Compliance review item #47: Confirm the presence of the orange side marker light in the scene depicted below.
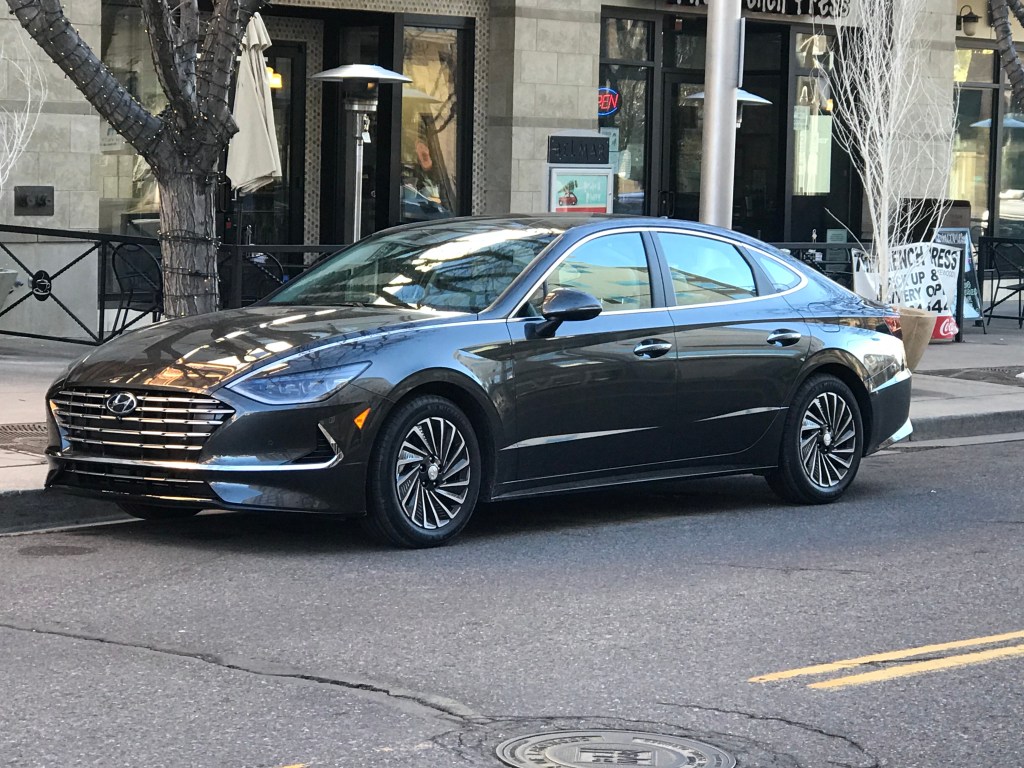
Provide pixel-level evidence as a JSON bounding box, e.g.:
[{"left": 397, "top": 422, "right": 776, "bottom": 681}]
[{"left": 353, "top": 408, "right": 371, "bottom": 430}]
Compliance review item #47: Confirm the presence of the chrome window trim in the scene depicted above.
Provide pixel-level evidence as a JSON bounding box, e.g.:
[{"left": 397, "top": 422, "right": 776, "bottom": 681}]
[{"left": 507, "top": 226, "right": 810, "bottom": 320}]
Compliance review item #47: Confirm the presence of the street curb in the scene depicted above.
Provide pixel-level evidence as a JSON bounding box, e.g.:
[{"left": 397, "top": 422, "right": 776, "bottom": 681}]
[
  {"left": 1, "top": 408, "right": 1022, "bottom": 534},
  {"left": 909, "top": 410, "right": 1024, "bottom": 442},
  {"left": 0, "top": 488, "right": 129, "bottom": 534}
]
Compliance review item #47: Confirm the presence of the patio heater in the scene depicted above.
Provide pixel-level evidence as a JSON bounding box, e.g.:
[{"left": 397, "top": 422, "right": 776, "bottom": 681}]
[{"left": 311, "top": 64, "right": 412, "bottom": 243}]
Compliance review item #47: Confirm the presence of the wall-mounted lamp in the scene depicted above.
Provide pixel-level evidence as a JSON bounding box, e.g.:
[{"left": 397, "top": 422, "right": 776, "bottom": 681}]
[{"left": 957, "top": 4, "right": 980, "bottom": 36}]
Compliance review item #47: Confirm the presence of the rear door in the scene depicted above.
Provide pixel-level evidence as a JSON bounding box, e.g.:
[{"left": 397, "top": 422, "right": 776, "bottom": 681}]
[{"left": 654, "top": 230, "right": 810, "bottom": 460}]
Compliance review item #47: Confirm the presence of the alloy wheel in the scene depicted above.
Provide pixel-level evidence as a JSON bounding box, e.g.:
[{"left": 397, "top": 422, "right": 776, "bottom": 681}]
[
  {"left": 800, "top": 391, "right": 857, "bottom": 488},
  {"left": 394, "top": 416, "right": 471, "bottom": 530}
]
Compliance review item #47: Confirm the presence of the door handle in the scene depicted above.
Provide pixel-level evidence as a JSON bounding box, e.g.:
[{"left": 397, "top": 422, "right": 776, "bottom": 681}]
[
  {"left": 766, "top": 329, "right": 802, "bottom": 346},
  {"left": 634, "top": 339, "right": 673, "bottom": 358}
]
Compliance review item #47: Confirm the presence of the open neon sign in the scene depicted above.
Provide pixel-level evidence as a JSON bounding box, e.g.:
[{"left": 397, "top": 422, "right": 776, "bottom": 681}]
[{"left": 598, "top": 87, "right": 620, "bottom": 117}]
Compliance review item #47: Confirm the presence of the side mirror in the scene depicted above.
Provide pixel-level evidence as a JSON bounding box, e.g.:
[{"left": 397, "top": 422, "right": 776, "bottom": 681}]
[{"left": 531, "top": 287, "right": 602, "bottom": 338}]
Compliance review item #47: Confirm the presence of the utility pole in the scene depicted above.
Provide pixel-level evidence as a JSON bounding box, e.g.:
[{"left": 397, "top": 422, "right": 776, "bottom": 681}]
[{"left": 700, "top": 0, "right": 741, "bottom": 228}]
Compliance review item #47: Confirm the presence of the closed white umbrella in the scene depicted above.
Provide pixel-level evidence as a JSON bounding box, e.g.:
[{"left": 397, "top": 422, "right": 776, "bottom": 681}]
[{"left": 226, "top": 13, "right": 282, "bottom": 194}]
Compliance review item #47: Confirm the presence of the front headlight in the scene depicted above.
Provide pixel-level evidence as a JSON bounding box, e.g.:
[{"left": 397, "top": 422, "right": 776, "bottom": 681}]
[{"left": 226, "top": 361, "right": 370, "bottom": 405}]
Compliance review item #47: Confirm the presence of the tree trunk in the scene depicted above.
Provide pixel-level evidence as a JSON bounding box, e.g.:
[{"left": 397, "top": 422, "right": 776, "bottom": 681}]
[{"left": 157, "top": 171, "right": 220, "bottom": 317}]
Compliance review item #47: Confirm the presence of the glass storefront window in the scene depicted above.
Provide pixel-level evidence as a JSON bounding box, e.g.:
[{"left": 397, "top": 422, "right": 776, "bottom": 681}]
[
  {"left": 950, "top": 88, "right": 993, "bottom": 233},
  {"left": 664, "top": 20, "right": 706, "bottom": 70},
  {"left": 954, "top": 48, "right": 996, "bottom": 84},
  {"left": 401, "top": 26, "right": 460, "bottom": 224},
  {"left": 996, "top": 90, "right": 1024, "bottom": 236},
  {"left": 792, "top": 74, "right": 833, "bottom": 196},
  {"left": 601, "top": 18, "right": 652, "bottom": 62},
  {"left": 99, "top": 0, "right": 167, "bottom": 234},
  {"left": 599, "top": 64, "right": 648, "bottom": 214}
]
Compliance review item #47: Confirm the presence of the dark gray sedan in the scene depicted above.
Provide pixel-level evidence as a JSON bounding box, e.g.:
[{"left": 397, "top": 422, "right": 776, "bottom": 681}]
[{"left": 45, "top": 216, "right": 912, "bottom": 547}]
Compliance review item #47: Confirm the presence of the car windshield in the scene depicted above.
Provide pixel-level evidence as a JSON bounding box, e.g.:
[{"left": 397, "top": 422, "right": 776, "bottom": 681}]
[{"left": 265, "top": 221, "right": 562, "bottom": 313}]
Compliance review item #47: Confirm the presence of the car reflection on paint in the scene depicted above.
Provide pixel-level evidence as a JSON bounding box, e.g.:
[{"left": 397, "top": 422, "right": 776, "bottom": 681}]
[{"left": 44, "top": 215, "right": 912, "bottom": 547}]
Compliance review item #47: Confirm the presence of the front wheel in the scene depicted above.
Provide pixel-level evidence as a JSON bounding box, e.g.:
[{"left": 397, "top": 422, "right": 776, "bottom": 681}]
[
  {"left": 117, "top": 502, "right": 202, "bottom": 520},
  {"left": 766, "top": 374, "right": 864, "bottom": 504},
  {"left": 363, "top": 395, "right": 481, "bottom": 548}
]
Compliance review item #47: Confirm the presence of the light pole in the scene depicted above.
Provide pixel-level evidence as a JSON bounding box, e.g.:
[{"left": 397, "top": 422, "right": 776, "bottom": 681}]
[
  {"left": 700, "top": 0, "right": 742, "bottom": 228},
  {"left": 311, "top": 64, "right": 411, "bottom": 243}
]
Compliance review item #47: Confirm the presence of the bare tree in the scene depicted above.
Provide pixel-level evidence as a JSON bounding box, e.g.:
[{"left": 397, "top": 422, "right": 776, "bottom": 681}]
[
  {"left": 817, "top": 0, "right": 957, "bottom": 302},
  {"left": 0, "top": 38, "right": 47, "bottom": 192},
  {"left": 6, "top": 0, "right": 264, "bottom": 316}
]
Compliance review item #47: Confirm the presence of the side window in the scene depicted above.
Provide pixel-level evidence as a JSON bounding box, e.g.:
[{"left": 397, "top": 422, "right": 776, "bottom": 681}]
[
  {"left": 658, "top": 233, "right": 757, "bottom": 305},
  {"left": 750, "top": 250, "right": 803, "bottom": 293},
  {"left": 528, "top": 232, "right": 653, "bottom": 313}
]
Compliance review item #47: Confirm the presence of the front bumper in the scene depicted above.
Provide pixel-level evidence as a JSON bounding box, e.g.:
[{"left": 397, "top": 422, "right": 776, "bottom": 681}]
[
  {"left": 44, "top": 384, "right": 383, "bottom": 516},
  {"left": 865, "top": 368, "right": 913, "bottom": 455}
]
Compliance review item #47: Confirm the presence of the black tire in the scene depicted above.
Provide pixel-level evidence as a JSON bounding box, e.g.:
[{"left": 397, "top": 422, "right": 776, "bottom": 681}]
[
  {"left": 117, "top": 502, "right": 202, "bottom": 520},
  {"left": 362, "top": 395, "right": 482, "bottom": 548},
  {"left": 766, "top": 374, "right": 864, "bottom": 504}
]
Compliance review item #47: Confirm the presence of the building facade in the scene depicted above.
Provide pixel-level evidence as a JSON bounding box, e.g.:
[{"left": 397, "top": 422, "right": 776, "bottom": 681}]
[{"left": 0, "top": 0, "right": 1019, "bottom": 338}]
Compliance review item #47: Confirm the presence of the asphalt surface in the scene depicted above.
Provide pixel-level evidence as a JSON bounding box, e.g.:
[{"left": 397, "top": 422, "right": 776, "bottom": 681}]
[{"left": 1, "top": 439, "right": 1022, "bottom": 767}]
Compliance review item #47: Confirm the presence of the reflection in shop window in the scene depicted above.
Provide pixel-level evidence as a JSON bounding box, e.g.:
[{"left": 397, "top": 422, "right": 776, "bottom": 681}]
[
  {"left": 401, "top": 27, "right": 460, "bottom": 224},
  {"left": 599, "top": 64, "right": 648, "bottom": 214},
  {"left": 100, "top": 0, "right": 167, "bottom": 234},
  {"left": 792, "top": 35, "right": 834, "bottom": 197}
]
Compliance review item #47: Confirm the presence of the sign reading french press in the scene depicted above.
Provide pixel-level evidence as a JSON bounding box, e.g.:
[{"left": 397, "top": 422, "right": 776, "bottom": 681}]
[{"left": 673, "top": 0, "right": 849, "bottom": 17}]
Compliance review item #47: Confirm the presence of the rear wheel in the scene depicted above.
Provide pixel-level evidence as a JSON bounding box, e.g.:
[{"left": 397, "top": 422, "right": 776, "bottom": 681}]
[
  {"left": 363, "top": 395, "right": 481, "bottom": 548},
  {"left": 766, "top": 374, "right": 863, "bottom": 504},
  {"left": 117, "top": 502, "right": 201, "bottom": 520}
]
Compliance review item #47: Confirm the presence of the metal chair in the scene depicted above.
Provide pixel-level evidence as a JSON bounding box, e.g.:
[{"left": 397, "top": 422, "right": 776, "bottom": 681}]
[
  {"left": 111, "top": 244, "right": 162, "bottom": 334},
  {"left": 978, "top": 237, "right": 1024, "bottom": 328}
]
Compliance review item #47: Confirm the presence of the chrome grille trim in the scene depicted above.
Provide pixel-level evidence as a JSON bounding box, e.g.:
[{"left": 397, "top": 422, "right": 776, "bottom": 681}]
[{"left": 51, "top": 388, "right": 234, "bottom": 462}]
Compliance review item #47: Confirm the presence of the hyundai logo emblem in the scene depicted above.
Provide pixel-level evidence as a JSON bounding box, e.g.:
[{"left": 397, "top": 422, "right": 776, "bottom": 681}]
[{"left": 104, "top": 391, "right": 138, "bottom": 416}]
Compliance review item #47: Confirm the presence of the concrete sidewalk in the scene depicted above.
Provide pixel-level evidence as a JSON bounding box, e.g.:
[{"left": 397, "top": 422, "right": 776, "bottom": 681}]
[{"left": 3, "top": 318, "right": 1024, "bottom": 531}]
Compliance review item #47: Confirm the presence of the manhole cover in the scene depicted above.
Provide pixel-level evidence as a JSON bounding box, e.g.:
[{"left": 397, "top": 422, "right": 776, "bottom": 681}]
[{"left": 496, "top": 730, "right": 735, "bottom": 768}]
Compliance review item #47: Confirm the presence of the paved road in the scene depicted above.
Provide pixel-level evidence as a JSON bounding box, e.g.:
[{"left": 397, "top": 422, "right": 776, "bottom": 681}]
[{"left": 1, "top": 439, "right": 1022, "bottom": 768}]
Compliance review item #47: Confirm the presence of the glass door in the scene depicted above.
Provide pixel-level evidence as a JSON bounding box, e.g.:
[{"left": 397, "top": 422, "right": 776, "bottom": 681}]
[
  {"left": 229, "top": 42, "right": 305, "bottom": 246},
  {"left": 660, "top": 74, "right": 704, "bottom": 221}
]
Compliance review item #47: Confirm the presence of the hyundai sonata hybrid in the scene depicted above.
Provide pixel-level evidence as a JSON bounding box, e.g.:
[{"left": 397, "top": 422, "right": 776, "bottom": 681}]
[{"left": 45, "top": 215, "right": 912, "bottom": 547}]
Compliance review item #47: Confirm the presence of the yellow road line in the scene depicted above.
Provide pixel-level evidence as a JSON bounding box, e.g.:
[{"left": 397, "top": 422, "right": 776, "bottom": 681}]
[
  {"left": 749, "top": 629, "right": 1024, "bottom": 683},
  {"left": 809, "top": 643, "right": 1024, "bottom": 689}
]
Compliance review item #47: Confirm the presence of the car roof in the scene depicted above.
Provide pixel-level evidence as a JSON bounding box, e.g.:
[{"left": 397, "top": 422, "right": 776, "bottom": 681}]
[{"left": 383, "top": 214, "right": 778, "bottom": 251}]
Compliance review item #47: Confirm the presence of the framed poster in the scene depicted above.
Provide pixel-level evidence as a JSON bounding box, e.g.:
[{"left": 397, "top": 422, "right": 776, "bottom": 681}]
[{"left": 549, "top": 167, "right": 614, "bottom": 214}]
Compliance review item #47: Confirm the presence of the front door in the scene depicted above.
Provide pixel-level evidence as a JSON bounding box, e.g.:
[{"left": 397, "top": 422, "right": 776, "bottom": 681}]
[{"left": 507, "top": 231, "right": 678, "bottom": 483}]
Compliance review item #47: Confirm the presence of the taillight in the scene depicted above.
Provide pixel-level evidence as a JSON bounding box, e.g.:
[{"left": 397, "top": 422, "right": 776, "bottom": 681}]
[{"left": 883, "top": 315, "right": 902, "bottom": 338}]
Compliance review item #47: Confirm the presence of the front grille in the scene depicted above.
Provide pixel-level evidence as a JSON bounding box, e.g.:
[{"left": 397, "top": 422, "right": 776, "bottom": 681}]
[
  {"left": 50, "top": 387, "right": 233, "bottom": 462},
  {"left": 59, "top": 460, "right": 215, "bottom": 502}
]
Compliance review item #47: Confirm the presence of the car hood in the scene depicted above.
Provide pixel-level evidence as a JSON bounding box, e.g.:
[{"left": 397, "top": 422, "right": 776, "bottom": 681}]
[{"left": 62, "top": 305, "right": 463, "bottom": 391}]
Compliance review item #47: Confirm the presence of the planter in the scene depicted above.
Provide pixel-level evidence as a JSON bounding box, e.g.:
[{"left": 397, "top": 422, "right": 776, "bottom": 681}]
[
  {"left": 0, "top": 269, "right": 16, "bottom": 312},
  {"left": 897, "top": 305, "right": 935, "bottom": 371}
]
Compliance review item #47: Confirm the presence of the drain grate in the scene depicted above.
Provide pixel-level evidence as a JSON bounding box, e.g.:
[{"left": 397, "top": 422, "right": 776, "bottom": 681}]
[
  {"left": 497, "top": 730, "right": 735, "bottom": 768},
  {"left": 0, "top": 422, "right": 48, "bottom": 455},
  {"left": 0, "top": 423, "right": 47, "bottom": 435}
]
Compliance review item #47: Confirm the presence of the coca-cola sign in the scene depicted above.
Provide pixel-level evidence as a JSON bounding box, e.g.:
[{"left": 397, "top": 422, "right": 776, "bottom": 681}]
[{"left": 669, "top": 0, "right": 849, "bottom": 18}]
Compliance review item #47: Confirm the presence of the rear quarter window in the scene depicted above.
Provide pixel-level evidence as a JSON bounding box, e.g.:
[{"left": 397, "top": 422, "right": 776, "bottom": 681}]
[{"left": 749, "top": 250, "right": 803, "bottom": 293}]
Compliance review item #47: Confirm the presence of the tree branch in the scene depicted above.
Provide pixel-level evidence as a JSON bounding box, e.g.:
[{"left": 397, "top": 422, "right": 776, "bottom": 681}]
[
  {"left": 5, "top": 0, "right": 165, "bottom": 161},
  {"left": 195, "top": 0, "right": 265, "bottom": 167},
  {"left": 139, "top": 0, "right": 198, "bottom": 127},
  {"left": 992, "top": 0, "right": 1024, "bottom": 109}
]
